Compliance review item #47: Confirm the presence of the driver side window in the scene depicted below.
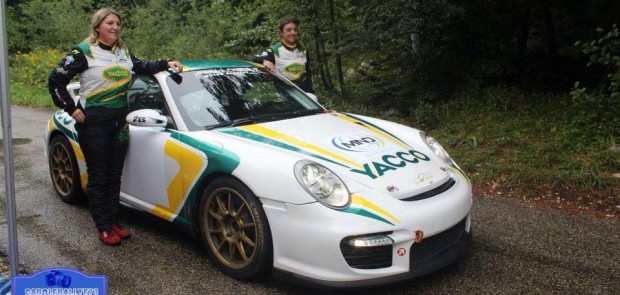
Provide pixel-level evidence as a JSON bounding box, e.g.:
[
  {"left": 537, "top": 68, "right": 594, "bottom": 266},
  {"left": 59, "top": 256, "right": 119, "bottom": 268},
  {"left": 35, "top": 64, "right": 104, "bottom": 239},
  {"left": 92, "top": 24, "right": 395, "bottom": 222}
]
[{"left": 128, "top": 75, "right": 168, "bottom": 116}]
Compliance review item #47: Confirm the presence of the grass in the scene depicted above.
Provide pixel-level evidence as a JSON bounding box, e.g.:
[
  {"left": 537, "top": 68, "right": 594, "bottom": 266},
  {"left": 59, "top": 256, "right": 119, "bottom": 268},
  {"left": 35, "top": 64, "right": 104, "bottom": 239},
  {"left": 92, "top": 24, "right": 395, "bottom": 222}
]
[
  {"left": 9, "top": 83, "right": 56, "bottom": 108},
  {"left": 325, "top": 87, "right": 620, "bottom": 218},
  {"left": 435, "top": 103, "right": 617, "bottom": 187}
]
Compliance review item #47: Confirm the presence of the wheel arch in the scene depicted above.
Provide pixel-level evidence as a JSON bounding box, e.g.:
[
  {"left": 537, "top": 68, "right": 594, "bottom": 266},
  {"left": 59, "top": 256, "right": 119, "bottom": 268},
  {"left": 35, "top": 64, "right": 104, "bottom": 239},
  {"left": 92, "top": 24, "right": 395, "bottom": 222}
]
[
  {"left": 47, "top": 129, "right": 67, "bottom": 147},
  {"left": 188, "top": 173, "right": 273, "bottom": 240}
]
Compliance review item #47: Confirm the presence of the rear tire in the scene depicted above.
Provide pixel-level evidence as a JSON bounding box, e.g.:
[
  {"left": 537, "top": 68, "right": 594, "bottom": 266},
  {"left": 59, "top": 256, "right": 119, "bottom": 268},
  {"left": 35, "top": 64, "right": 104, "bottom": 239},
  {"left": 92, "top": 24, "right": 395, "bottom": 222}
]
[
  {"left": 198, "top": 177, "right": 272, "bottom": 280},
  {"left": 48, "top": 135, "right": 85, "bottom": 203}
]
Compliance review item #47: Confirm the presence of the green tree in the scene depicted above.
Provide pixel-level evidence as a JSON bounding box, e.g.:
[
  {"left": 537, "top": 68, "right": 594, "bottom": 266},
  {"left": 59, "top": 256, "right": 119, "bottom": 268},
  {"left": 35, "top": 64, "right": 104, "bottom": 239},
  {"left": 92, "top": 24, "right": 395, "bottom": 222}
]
[
  {"left": 571, "top": 24, "right": 620, "bottom": 137},
  {"left": 6, "top": 0, "right": 620, "bottom": 108},
  {"left": 9, "top": 0, "right": 90, "bottom": 51}
]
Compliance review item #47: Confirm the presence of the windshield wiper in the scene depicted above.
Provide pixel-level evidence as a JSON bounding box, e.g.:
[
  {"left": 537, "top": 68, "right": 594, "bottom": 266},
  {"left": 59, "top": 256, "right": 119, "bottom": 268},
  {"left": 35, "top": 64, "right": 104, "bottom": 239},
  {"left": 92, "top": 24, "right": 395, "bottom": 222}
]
[
  {"left": 205, "top": 110, "right": 324, "bottom": 130},
  {"left": 205, "top": 118, "right": 257, "bottom": 130},
  {"left": 253, "top": 109, "right": 324, "bottom": 122},
  {"left": 281, "top": 108, "right": 325, "bottom": 119}
]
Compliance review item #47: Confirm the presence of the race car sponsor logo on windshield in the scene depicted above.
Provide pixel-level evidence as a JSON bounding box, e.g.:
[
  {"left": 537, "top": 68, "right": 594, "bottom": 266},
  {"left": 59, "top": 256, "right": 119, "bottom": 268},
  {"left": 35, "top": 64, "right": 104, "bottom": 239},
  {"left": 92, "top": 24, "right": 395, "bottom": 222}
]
[
  {"left": 199, "top": 67, "right": 260, "bottom": 77},
  {"left": 332, "top": 133, "right": 386, "bottom": 152}
]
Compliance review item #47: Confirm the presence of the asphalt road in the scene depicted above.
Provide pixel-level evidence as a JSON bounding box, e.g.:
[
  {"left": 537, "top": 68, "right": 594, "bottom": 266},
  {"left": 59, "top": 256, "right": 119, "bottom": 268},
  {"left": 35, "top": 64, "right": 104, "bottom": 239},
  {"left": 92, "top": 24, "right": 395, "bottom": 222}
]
[{"left": 0, "top": 105, "right": 619, "bottom": 295}]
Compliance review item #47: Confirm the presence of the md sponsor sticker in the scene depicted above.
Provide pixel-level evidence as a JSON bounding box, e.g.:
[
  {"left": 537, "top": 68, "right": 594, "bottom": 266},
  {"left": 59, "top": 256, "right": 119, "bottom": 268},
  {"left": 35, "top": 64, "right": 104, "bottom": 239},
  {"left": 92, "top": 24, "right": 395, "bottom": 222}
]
[
  {"left": 12, "top": 267, "right": 106, "bottom": 295},
  {"left": 332, "top": 133, "right": 386, "bottom": 152}
]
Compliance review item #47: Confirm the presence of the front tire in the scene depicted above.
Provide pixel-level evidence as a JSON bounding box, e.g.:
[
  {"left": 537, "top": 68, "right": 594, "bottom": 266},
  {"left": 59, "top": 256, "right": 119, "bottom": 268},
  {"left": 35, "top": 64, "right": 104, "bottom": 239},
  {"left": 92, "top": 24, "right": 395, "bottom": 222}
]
[
  {"left": 48, "top": 135, "right": 84, "bottom": 203},
  {"left": 198, "top": 177, "right": 272, "bottom": 280}
]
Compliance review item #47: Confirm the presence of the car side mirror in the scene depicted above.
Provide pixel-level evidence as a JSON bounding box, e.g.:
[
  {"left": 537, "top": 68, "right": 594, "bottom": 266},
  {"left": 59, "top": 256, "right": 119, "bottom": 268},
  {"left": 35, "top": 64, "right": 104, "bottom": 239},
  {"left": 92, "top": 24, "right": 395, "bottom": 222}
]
[
  {"left": 306, "top": 93, "right": 318, "bottom": 102},
  {"left": 126, "top": 109, "right": 168, "bottom": 127}
]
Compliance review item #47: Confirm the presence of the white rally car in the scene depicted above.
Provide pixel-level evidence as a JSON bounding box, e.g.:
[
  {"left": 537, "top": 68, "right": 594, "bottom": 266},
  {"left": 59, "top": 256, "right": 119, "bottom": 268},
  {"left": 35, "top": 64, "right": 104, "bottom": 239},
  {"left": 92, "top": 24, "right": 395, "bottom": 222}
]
[{"left": 45, "top": 60, "right": 472, "bottom": 288}]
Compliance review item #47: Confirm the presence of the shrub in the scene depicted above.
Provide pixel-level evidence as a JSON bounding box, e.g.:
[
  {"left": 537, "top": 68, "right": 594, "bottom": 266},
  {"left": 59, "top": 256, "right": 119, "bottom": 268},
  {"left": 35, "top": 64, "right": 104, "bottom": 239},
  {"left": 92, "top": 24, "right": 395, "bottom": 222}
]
[
  {"left": 8, "top": 49, "right": 64, "bottom": 108},
  {"left": 572, "top": 25, "right": 620, "bottom": 137},
  {"left": 577, "top": 24, "right": 620, "bottom": 99},
  {"left": 9, "top": 49, "right": 64, "bottom": 88}
]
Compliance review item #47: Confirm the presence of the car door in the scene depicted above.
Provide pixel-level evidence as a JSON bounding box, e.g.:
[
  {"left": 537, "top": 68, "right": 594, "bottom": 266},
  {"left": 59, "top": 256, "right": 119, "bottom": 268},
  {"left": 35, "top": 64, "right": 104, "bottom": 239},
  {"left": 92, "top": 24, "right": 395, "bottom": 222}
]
[{"left": 120, "top": 75, "right": 183, "bottom": 221}]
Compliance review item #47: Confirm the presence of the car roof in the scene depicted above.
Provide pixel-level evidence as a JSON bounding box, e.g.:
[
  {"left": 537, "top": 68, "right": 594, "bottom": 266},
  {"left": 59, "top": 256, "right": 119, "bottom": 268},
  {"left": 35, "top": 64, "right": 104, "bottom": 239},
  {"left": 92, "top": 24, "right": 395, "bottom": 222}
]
[{"left": 180, "top": 59, "right": 258, "bottom": 71}]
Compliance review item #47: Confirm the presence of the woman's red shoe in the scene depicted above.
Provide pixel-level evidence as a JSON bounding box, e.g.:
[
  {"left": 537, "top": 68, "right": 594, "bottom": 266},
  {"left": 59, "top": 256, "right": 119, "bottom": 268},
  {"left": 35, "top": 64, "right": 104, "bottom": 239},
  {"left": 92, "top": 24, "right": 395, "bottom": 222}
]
[
  {"left": 98, "top": 230, "right": 121, "bottom": 245},
  {"left": 111, "top": 224, "right": 131, "bottom": 239}
]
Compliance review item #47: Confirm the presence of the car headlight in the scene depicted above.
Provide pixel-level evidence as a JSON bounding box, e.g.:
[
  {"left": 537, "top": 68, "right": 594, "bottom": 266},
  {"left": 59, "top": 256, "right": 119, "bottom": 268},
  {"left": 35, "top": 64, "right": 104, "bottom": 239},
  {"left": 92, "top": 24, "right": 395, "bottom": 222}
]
[
  {"left": 294, "top": 161, "right": 351, "bottom": 209},
  {"left": 421, "top": 132, "right": 455, "bottom": 166}
]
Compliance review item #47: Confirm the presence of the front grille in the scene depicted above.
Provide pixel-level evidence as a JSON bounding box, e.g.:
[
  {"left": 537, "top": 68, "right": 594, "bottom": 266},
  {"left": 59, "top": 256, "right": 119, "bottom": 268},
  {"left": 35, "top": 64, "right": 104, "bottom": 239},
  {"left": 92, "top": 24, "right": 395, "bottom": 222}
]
[
  {"left": 340, "top": 236, "right": 393, "bottom": 269},
  {"left": 402, "top": 178, "right": 455, "bottom": 202},
  {"left": 410, "top": 217, "right": 467, "bottom": 267}
]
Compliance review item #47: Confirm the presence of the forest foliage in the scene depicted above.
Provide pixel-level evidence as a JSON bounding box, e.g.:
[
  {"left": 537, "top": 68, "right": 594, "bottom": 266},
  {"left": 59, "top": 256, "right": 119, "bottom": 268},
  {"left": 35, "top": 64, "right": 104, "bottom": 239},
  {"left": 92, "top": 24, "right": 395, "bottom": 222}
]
[
  {"left": 4, "top": 0, "right": 620, "bottom": 210},
  {"left": 5, "top": 0, "right": 618, "bottom": 101},
  {"left": 5, "top": 0, "right": 619, "bottom": 142}
]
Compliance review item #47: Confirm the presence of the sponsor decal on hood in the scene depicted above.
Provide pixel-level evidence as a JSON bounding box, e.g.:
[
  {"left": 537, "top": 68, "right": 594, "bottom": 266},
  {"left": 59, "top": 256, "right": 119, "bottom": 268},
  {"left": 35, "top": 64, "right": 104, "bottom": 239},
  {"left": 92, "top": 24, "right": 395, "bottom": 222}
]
[
  {"left": 218, "top": 113, "right": 433, "bottom": 180},
  {"left": 332, "top": 133, "right": 385, "bottom": 152}
]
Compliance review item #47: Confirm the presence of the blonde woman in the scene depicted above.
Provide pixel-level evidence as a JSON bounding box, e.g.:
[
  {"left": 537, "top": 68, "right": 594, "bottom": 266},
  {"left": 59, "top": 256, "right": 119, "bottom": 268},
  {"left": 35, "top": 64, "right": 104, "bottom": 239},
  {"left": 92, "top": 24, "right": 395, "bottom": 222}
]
[{"left": 48, "top": 7, "right": 182, "bottom": 246}]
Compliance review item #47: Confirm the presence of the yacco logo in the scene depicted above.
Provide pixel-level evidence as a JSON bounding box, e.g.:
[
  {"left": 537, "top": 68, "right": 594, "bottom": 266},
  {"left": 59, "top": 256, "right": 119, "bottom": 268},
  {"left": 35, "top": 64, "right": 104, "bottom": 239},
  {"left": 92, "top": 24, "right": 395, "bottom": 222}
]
[
  {"left": 284, "top": 63, "right": 305, "bottom": 75},
  {"left": 350, "top": 149, "right": 431, "bottom": 179},
  {"left": 102, "top": 65, "right": 130, "bottom": 81},
  {"left": 332, "top": 134, "right": 385, "bottom": 152}
]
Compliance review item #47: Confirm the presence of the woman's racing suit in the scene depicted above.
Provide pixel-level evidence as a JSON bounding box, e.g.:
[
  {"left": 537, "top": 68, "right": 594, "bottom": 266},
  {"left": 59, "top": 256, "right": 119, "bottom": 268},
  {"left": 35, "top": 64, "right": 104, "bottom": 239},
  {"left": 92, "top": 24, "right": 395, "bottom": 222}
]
[
  {"left": 48, "top": 41, "right": 169, "bottom": 231},
  {"left": 263, "top": 41, "right": 314, "bottom": 93}
]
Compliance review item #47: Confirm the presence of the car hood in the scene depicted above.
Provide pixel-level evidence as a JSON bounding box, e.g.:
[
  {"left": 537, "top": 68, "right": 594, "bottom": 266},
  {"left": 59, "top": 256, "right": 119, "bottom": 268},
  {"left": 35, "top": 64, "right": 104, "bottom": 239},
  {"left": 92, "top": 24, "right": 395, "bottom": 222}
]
[{"left": 213, "top": 112, "right": 452, "bottom": 199}]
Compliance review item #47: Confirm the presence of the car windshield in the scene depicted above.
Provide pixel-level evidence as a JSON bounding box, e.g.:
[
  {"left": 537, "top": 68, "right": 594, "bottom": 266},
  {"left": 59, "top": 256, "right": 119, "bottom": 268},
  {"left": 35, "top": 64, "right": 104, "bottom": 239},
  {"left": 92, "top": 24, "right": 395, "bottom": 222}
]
[{"left": 166, "top": 67, "right": 324, "bottom": 131}]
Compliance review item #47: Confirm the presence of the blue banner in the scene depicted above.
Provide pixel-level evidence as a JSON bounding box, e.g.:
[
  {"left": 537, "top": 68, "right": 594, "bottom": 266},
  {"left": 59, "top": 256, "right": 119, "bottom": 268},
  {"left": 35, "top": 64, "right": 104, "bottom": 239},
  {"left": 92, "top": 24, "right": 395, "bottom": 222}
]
[{"left": 12, "top": 267, "right": 106, "bottom": 295}]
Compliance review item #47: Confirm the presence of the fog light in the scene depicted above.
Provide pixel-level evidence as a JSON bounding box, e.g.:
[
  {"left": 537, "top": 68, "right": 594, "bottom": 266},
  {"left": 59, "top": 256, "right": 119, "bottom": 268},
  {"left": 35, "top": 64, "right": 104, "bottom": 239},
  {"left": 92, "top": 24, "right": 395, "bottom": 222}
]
[{"left": 348, "top": 235, "right": 394, "bottom": 247}]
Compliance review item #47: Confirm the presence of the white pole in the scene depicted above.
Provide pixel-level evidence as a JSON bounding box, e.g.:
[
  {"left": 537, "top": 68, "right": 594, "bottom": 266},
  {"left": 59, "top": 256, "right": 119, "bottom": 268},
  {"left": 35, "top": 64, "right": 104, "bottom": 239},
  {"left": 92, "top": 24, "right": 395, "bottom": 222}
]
[{"left": 0, "top": 0, "right": 20, "bottom": 277}]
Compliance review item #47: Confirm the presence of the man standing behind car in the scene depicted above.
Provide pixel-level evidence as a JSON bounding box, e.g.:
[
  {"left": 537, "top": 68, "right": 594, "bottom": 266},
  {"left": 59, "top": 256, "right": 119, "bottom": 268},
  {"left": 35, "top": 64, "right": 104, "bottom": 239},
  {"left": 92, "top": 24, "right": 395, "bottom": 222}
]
[{"left": 48, "top": 7, "right": 182, "bottom": 246}]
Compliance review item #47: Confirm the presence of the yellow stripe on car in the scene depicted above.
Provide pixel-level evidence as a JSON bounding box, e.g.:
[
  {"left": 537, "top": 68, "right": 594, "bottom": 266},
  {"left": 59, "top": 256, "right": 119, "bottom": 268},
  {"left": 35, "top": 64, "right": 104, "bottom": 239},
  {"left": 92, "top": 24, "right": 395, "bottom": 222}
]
[
  {"left": 241, "top": 124, "right": 363, "bottom": 169},
  {"left": 350, "top": 193, "right": 400, "bottom": 224},
  {"left": 151, "top": 139, "right": 205, "bottom": 220}
]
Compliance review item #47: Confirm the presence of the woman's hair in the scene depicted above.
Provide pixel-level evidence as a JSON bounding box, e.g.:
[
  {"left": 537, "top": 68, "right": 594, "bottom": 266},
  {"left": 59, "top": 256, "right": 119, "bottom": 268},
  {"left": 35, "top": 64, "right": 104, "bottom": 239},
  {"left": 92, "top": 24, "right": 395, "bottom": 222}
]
[
  {"left": 276, "top": 17, "right": 299, "bottom": 39},
  {"left": 84, "top": 7, "right": 125, "bottom": 48}
]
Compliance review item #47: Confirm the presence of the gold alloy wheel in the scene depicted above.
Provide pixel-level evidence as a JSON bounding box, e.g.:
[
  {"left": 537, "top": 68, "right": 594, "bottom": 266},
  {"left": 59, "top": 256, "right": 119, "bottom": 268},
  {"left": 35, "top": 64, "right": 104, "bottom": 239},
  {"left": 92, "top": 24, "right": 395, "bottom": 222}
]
[
  {"left": 48, "top": 135, "right": 84, "bottom": 203},
  {"left": 50, "top": 140, "right": 74, "bottom": 196},
  {"left": 204, "top": 187, "right": 258, "bottom": 269}
]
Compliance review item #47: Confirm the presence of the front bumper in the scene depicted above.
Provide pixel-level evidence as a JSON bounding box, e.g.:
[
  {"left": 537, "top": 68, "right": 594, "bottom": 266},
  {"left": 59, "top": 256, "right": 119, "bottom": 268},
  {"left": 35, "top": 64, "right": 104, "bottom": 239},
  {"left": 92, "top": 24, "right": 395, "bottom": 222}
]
[
  {"left": 274, "top": 226, "right": 472, "bottom": 289},
  {"left": 262, "top": 167, "right": 472, "bottom": 288}
]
